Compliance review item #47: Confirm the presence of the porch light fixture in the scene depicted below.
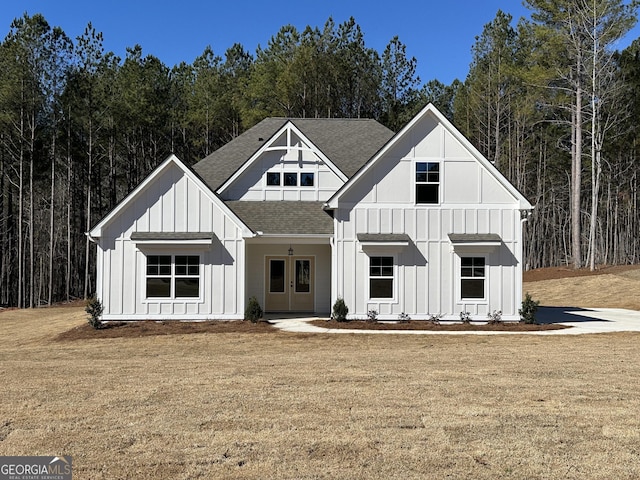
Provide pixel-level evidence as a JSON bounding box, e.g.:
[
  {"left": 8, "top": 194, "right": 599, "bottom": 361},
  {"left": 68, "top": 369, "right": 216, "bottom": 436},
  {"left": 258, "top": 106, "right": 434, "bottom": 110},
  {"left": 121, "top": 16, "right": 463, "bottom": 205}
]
[{"left": 288, "top": 245, "right": 294, "bottom": 256}]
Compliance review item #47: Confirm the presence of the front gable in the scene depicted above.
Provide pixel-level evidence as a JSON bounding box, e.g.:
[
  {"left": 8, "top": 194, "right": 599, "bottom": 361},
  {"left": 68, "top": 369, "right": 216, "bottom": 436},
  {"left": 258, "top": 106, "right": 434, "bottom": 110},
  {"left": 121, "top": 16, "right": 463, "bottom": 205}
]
[
  {"left": 89, "top": 154, "right": 252, "bottom": 241},
  {"left": 326, "top": 104, "right": 532, "bottom": 210},
  {"left": 217, "top": 122, "right": 348, "bottom": 202}
]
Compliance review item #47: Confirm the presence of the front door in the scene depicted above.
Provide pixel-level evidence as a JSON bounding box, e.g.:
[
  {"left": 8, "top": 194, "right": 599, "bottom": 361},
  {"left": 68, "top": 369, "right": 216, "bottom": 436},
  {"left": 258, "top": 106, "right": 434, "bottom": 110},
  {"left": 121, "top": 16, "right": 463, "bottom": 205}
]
[{"left": 265, "top": 256, "right": 314, "bottom": 312}]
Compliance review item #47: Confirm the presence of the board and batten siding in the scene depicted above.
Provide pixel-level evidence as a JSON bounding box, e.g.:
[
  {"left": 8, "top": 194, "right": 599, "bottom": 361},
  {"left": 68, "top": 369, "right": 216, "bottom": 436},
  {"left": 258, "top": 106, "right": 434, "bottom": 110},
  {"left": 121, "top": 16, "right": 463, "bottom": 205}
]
[
  {"left": 331, "top": 111, "right": 525, "bottom": 320},
  {"left": 95, "top": 161, "right": 245, "bottom": 320},
  {"left": 219, "top": 147, "right": 344, "bottom": 202}
]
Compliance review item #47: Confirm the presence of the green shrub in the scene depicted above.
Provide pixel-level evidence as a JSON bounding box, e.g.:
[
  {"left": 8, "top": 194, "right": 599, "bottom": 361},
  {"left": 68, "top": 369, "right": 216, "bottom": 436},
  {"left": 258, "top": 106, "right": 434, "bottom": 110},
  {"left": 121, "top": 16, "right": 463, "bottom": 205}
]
[
  {"left": 245, "top": 296, "right": 263, "bottom": 323},
  {"left": 331, "top": 297, "right": 349, "bottom": 322},
  {"left": 459, "top": 311, "right": 471, "bottom": 323},
  {"left": 367, "top": 309, "right": 378, "bottom": 322},
  {"left": 519, "top": 292, "right": 540, "bottom": 324},
  {"left": 85, "top": 296, "right": 104, "bottom": 329}
]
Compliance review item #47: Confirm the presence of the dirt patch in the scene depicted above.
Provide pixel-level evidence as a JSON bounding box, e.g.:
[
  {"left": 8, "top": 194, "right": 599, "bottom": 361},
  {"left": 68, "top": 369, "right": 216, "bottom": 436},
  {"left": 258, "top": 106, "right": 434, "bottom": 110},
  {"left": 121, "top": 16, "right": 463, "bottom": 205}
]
[
  {"left": 56, "top": 319, "right": 278, "bottom": 341},
  {"left": 310, "top": 319, "right": 567, "bottom": 331}
]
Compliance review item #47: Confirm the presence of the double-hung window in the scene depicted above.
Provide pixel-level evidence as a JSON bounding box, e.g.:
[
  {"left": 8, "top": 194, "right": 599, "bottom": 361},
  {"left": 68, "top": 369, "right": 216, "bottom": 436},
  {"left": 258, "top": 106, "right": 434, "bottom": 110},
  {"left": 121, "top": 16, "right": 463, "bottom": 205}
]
[
  {"left": 416, "top": 162, "right": 439, "bottom": 204},
  {"left": 146, "top": 255, "right": 200, "bottom": 299},
  {"left": 460, "top": 257, "right": 485, "bottom": 299},
  {"left": 369, "top": 256, "right": 394, "bottom": 299}
]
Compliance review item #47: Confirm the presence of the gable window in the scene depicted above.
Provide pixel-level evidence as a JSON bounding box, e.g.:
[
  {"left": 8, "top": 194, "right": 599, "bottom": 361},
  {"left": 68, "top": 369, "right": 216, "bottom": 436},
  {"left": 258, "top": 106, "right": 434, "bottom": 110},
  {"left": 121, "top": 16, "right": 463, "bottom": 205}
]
[
  {"left": 369, "top": 256, "right": 394, "bottom": 299},
  {"left": 416, "top": 162, "right": 439, "bottom": 204},
  {"left": 146, "top": 254, "right": 200, "bottom": 299},
  {"left": 461, "top": 257, "right": 485, "bottom": 299},
  {"left": 284, "top": 172, "right": 298, "bottom": 186},
  {"left": 300, "top": 172, "right": 314, "bottom": 186},
  {"left": 266, "top": 172, "right": 281, "bottom": 186}
]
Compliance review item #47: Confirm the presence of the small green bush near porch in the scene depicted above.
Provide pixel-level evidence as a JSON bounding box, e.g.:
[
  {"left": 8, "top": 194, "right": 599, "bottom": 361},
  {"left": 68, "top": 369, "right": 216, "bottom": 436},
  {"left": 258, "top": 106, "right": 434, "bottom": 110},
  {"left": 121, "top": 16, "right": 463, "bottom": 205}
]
[
  {"left": 331, "top": 297, "right": 349, "bottom": 322},
  {"left": 245, "top": 296, "right": 263, "bottom": 323}
]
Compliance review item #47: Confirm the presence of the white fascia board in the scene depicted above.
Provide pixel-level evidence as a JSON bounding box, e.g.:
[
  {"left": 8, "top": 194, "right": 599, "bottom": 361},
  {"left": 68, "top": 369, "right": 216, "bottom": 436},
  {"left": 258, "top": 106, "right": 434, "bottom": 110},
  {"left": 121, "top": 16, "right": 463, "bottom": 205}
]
[
  {"left": 89, "top": 154, "right": 178, "bottom": 238},
  {"left": 431, "top": 105, "right": 533, "bottom": 211},
  {"left": 246, "top": 234, "right": 333, "bottom": 244},
  {"left": 325, "top": 103, "right": 533, "bottom": 211},
  {"left": 88, "top": 154, "right": 253, "bottom": 239},
  {"left": 325, "top": 106, "right": 430, "bottom": 209},
  {"left": 287, "top": 122, "right": 348, "bottom": 182},
  {"left": 216, "top": 121, "right": 348, "bottom": 196},
  {"left": 359, "top": 241, "right": 409, "bottom": 247}
]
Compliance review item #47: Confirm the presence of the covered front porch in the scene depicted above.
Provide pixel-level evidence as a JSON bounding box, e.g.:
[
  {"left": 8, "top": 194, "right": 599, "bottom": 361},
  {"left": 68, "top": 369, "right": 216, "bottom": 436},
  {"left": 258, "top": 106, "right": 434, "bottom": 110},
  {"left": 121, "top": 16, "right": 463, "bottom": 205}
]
[{"left": 244, "top": 238, "right": 332, "bottom": 316}]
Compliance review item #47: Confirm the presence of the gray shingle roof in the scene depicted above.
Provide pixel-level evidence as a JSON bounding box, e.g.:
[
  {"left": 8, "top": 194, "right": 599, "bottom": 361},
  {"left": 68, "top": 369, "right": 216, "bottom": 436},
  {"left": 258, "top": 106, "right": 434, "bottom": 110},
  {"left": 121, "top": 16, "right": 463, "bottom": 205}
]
[
  {"left": 357, "top": 233, "right": 411, "bottom": 243},
  {"left": 448, "top": 234, "right": 502, "bottom": 243},
  {"left": 130, "top": 232, "right": 215, "bottom": 241},
  {"left": 192, "top": 117, "right": 394, "bottom": 191},
  {"left": 225, "top": 201, "right": 333, "bottom": 235},
  {"left": 289, "top": 118, "right": 394, "bottom": 178}
]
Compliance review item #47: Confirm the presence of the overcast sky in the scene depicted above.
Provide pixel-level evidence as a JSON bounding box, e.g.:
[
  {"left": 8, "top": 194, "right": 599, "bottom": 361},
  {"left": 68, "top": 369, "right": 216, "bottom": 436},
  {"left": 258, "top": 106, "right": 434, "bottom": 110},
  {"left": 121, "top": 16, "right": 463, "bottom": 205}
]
[{"left": 2, "top": 0, "right": 639, "bottom": 84}]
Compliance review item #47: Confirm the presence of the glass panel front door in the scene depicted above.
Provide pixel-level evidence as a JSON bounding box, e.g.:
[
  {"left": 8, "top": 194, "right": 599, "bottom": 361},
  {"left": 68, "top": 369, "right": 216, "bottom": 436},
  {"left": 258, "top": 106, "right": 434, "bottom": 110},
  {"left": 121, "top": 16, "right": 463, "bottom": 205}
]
[{"left": 264, "top": 256, "right": 314, "bottom": 312}]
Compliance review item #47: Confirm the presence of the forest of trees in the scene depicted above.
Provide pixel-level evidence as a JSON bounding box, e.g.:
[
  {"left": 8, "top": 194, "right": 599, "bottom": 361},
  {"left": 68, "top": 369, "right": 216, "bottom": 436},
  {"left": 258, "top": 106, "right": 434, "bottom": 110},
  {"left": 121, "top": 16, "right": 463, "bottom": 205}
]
[{"left": 1, "top": 0, "right": 639, "bottom": 308}]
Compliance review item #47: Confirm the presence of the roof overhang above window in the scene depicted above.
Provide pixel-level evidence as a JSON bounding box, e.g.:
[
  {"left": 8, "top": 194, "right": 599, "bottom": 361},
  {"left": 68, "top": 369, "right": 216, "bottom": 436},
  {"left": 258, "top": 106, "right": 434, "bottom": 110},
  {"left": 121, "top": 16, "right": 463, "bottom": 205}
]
[
  {"left": 357, "top": 233, "right": 411, "bottom": 253},
  {"left": 448, "top": 233, "right": 502, "bottom": 254},
  {"left": 131, "top": 232, "right": 215, "bottom": 249}
]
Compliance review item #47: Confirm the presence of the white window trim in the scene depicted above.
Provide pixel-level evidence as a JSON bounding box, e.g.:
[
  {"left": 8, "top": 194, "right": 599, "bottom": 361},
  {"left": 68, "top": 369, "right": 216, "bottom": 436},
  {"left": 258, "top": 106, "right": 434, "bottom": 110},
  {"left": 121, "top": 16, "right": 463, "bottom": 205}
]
[
  {"left": 415, "top": 160, "right": 440, "bottom": 205},
  {"left": 368, "top": 255, "right": 397, "bottom": 302},
  {"left": 459, "top": 255, "right": 487, "bottom": 303},
  {"left": 143, "top": 253, "right": 203, "bottom": 303}
]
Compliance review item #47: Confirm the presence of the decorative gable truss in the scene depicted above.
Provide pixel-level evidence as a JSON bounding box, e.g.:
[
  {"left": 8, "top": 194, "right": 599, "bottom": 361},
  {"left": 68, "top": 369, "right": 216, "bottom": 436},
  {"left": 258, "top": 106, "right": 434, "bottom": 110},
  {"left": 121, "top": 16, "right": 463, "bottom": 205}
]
[{"left": 216, "top": 122, "right": 349, "bottom": 202}]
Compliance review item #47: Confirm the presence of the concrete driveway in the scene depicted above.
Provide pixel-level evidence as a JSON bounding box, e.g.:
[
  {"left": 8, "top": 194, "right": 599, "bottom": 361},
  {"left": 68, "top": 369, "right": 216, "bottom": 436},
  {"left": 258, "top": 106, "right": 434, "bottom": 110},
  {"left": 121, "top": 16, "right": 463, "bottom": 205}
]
[{"left": 268, "top": 307, "right": 640, "bottom": 335}]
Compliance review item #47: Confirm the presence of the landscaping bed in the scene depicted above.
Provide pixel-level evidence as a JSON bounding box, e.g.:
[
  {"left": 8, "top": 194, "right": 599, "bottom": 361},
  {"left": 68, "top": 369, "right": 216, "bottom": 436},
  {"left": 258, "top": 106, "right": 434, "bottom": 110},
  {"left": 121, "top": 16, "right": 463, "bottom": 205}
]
[
  {"left": 310, "top": 319, "right": 567, "bottom": 331},
  {"left": 56, "top": 319, "right": 277, "bottom": 341}
]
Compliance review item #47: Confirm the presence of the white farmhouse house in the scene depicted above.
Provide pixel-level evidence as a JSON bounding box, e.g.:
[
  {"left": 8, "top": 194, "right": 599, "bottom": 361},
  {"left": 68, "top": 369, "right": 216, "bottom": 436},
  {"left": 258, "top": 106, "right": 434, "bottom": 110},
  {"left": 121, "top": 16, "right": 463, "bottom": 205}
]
[{"left": 88, "top": 104, "right": 532, "bottom": 321}]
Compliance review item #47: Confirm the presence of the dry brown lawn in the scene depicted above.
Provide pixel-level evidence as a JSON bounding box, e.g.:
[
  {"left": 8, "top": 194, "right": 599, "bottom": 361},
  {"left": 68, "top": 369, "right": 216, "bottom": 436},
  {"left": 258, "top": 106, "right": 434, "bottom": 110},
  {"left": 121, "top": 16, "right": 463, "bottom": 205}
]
[
  {"left": 524, "top": 264, "right": 640, "bottom": 310},
  {"left": 1, "top": 268, "right": 640, "bottom": 479}
]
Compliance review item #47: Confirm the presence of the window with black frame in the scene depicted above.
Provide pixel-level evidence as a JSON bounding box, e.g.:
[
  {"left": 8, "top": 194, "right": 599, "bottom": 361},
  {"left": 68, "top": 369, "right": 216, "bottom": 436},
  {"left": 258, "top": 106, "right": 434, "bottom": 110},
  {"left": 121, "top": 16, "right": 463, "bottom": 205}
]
[
  {"left": 416, "top": 162, "right": 439, "bottom": 204},
  {"left": 146, "top": 255, "right": 200, "bottom": 299},
  {"left": 369, "top": 256, "right": 394, "bottom": 299},
  {"left": 460, "top": 257, "right": 485, "bottom": 299}
]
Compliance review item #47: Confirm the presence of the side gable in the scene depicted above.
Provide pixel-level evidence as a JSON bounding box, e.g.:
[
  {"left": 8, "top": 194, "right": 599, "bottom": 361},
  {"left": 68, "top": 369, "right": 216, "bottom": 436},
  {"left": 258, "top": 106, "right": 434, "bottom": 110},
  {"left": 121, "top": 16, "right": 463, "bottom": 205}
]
[
  {"left": 88, "top": 154, "right": 253, "bottom": 240},
  {"left": 325, "top": 103, "right": 533, "bottom": 210}
]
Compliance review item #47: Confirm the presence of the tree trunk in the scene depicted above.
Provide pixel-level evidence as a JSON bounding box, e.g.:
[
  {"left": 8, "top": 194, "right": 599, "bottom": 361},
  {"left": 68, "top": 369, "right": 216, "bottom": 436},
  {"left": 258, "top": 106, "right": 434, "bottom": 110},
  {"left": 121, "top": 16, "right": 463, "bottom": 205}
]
[
  {"left": 572, "top": 78, "right": 583, "bottom": 269},
  {"left": 48, "top": 119, "right": 56, "bottom": 305}
]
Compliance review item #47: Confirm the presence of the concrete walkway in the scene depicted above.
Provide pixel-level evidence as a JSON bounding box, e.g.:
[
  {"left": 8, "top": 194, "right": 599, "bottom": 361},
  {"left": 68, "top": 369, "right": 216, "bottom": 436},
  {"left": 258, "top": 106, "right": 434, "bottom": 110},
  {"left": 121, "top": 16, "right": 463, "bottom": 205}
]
[{"left": 267, "top": 307, "right": 640, "bottom": 335}]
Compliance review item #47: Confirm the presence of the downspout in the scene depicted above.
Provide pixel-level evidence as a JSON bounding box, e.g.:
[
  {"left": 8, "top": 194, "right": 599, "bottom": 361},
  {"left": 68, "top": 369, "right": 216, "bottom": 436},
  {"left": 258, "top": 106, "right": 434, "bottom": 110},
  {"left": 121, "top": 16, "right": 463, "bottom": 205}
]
[{"left": 518, "top": 208, "right": 533, "bottom": 318}]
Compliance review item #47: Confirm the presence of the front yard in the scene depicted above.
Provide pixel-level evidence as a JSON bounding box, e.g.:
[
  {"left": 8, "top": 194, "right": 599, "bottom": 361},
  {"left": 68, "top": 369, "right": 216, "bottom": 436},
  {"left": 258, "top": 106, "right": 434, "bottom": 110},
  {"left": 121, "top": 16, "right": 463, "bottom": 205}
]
[{"left": 1, "top": 296, "right": 640, "bottom": 478}]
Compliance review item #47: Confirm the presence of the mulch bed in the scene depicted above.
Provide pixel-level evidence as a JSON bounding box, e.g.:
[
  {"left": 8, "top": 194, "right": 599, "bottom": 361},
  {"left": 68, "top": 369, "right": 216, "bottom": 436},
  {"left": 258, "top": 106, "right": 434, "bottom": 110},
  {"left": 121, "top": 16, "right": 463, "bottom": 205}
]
[
  {"left": 310, "top": 320, "right": 568, "bottom": 331},
  {"left": 56, "top": 320, "right": 277, "bottom": 341}
]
